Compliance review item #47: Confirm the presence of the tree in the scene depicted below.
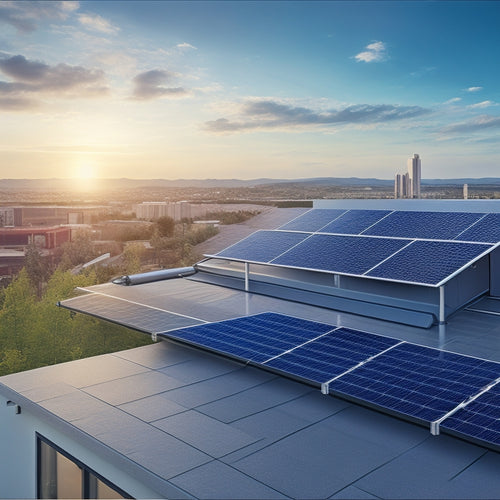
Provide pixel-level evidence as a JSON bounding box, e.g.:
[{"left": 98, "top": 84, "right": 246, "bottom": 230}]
[
  {"left": 24, "top": 243, "right": 52, "bottom": 297},
  {"left": 156, "top": 216, "right": 175, "bottom": 237}
]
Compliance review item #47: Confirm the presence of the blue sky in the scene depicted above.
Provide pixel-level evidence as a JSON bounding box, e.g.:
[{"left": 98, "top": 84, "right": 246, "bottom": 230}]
[{"left": 0, "top": 1, "right": 499, "bottom": 180}]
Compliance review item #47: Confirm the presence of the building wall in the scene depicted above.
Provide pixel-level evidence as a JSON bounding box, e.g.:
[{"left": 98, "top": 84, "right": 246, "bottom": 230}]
[{"left": 0, "top": 393, "right": 165, "bottom": 499}]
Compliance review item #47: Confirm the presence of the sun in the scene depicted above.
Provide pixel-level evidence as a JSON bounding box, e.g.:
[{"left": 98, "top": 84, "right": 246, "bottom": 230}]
[{"left": 70, "top": 156, "right": 99, "bottom": 191}]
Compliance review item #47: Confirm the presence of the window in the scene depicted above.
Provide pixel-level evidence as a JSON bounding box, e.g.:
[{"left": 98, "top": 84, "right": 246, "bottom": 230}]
[{"left": 37, "top": 434, "right": 131, "bottom": 499}]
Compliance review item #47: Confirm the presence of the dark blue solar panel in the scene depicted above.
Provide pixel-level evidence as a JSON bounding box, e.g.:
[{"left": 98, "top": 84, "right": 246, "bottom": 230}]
[
  {"left": 441, "top": 382, "right": 500, "bottom": 448},
  {"left": 366, "top": 240, "right": 493, "bottom": 285},
  {"left": 320, "top": 210, "right": 392, "bottom": 235},
  {"left": 264, "top": 327, "right": 399, "bottom": 384},
  {"left": 278, "top": 209, "right": 347, "bottom": 232},
  {"left": 455, "top": 213, "right": 500, "bottom": 243},
  {"left": 364, "top": 211, "right": 484, "bottom": 240},
  {"left": 214, "top": 230, "right": 310, "bottom": 262},
  {"left": 272, "top": 234, "right": 410, "bottom": 275},
  {"left": 330, "top": 343, "right": 500, "bottom": 423},
  {"left": 159, "top": 312, "right": 335, "bottom": 363}
]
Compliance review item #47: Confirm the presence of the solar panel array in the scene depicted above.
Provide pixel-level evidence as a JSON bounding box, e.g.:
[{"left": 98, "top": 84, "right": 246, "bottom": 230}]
[
  {"left": 158, "top": 312, "right": 500, "bottom": 452},
  {"left": 208, "top": 209, "right": 499, "bottom": 287}
]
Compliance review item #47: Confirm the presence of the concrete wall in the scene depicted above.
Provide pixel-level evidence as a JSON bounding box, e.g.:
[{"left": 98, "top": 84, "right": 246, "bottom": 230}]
[{"left": 0, "top": 393, "right": 164, "bottom": 499}]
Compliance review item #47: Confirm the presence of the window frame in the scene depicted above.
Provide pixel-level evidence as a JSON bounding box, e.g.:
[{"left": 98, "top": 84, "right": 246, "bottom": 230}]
[{"left": 36, "top": 433, "right": 132, "bottom": 499}]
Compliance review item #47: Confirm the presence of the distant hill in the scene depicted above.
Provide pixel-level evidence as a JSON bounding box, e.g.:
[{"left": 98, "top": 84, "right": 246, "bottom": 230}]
[{"left": 1, "top": 177, "right": 500, "bottom": 190}]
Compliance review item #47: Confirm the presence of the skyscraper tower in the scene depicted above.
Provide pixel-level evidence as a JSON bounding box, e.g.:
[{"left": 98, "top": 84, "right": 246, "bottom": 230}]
[{"left": 407, "top": 153, "right": 421, "bottom": 198}]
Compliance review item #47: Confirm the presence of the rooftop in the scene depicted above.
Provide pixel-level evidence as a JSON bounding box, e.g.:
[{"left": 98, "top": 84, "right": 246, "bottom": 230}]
[{"left": 1, "top": 202, "right": 499, "bottom": 499}]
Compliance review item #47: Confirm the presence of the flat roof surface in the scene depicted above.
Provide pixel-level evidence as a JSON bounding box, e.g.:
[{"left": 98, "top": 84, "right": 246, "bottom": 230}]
[{"left": 1, "top": 204, "right": 500, "bottom": 499}]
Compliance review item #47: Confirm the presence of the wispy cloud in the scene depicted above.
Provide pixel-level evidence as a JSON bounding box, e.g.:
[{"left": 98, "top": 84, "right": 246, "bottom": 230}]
[
  {"left": 177, "top": 42, "right": 197, "bottom": 50},
  {"left": 468, "top": 100, "right": 496, "bottom": 109},
  {"left": 0, "top": 1, "right": 79, "bottom": 33},
  {"left": 0, "top": 53, "right": 108, "bottom": 110},
  {"left": 354, "top": 41, "right": 387, "bottom": 63},
  {"left": 131, "top": 69, "right": 188, "bottom": 100},
  {"left": 204, "top": 99, "right": 430, "bottom": 133},
  {"left": 441, "top": 114, "right": 500, "bottom": 134},
  {"left": 465, "top": 86, "right": 483, "bottom": 92},
  {"left": 443, "top": 97, "right": 462, "bottom": 105},
  {"left": 78, "top": 12, "right": 119, "bottom": 35}
]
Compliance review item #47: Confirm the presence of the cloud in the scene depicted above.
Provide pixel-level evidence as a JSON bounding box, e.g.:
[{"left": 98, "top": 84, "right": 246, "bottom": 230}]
[
  {"left": 78, "top": 12, "right": 119, "bottom": 34},
  {"left": 177, "top": 42, "right": 197, "bottom": 50},
  {"left": 131, "top": 69, "right": 188, "bottom": 100},
  {"left": 468, "top": 100, "right": 495, "bottom": 109},
  {"left": 0, "top": 1, "right": 79, "bottom": 33},
  {"left": 354, "top": 41, "right": 387, "bottom": 63},
  {"left": 443, "top": 97, "right": 462, "bottom": 105},
  {"left": 204, "top": 99, "right": 430, "bottom": 133},
  {"left": 441, "top": 115, "right": 500, "bottom": 134},
  {"left": 0, "top": 53, "right": 108, "bottom": 110},
  {"left": 466, "top": 86, "right": 483, "bottom": 92}
]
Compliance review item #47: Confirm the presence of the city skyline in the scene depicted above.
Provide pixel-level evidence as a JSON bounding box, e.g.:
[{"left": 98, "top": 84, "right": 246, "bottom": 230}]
[{"left": 1, "top": 1, "right": 500, "bottom": 182}]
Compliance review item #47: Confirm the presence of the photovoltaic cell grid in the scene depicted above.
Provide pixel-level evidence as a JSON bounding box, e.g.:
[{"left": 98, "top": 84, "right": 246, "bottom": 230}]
[
  {"left": 263, "top": 327, "right": 400, "bottom": 384},
  {"left": 330, "top": 342, "right": 500, "bottom": 423},
  {"left": 366, "top": 240, "right": 493, "bottom": 286},
  {"left": 161, "top": 312, "right": 336, "bottom": 363},
  {"left": 441, "top": 382, "right": 500, "bottom": 447},
  {"left": 320, "top": 209, "right": 392, "bottom": 234},
  {"left": 276, "top": 208, "right": 500, "bottom": 244},
  {"left": 455, "top": 213, "right": 500, "bottom": 244},
  {"left": 158, "top": 312, "right": 500, "bottom": 451},
  {"left": 271, "top": 234, "right": 411, "bottom": 276},
  {"left": 363, "top": 211, "right": 484, "bottom": 240},
  {"left": 210, "top": 231, "right": 494, "bottom": 286},
  {"left": 278, "top": 209, "right": 347, "bottom": 231},
  {"left": 215, "top": 230, "right": 309, "bottom": 263}
]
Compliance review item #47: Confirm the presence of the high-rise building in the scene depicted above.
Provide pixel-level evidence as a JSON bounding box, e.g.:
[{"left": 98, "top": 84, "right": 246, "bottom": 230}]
[
  {"left": 394, "top": 154, "right": 422, "bottom": 199},
  {"left": 407, "top": 153, "right": 421, "bottom": 198}
]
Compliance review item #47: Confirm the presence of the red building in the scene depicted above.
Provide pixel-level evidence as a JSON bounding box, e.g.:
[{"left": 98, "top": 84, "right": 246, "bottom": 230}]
[{"left": 0, "top": 226, "right": 71, "bottom": 249}]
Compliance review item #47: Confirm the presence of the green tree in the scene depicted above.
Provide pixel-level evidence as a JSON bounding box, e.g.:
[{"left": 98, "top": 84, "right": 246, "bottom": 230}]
[
  {"left": 24, "top": 243, "right": 52, "bottom": 297},
  {"left": 156, "top": 216, "right": 175, "bottom": 237}
]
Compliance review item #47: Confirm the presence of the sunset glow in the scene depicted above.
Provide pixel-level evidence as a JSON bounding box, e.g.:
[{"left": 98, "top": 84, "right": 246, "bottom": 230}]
[{"left": 1, "top": 1, "right": 499, "bottom": 180}]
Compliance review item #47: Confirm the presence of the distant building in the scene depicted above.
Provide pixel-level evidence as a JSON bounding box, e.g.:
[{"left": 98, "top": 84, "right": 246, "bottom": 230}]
[
  {"left": 0, "top": 226, "right": 71, "bottom": 249},
  {"left": 407, "top": 153, "right": 421, "bottom": 198},
  {"left": 135, "top": 201, "right": 191, "bottom": 221},
  {"left": 394, "top": 154, "right": 421, "bottom": 199},
  {"left": 464, "top": 183, "right": 469, "bottom": 200}
]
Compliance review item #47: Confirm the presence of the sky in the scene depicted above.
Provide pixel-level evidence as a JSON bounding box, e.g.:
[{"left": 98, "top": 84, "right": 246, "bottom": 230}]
[{"left": 0, "top": 1, "right": 499, "bottom": 181}]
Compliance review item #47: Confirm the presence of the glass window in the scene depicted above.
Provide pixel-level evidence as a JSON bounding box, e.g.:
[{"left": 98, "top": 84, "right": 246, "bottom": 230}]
[{"left": 37, "top": 435, "right": 131, "bottom": 499}]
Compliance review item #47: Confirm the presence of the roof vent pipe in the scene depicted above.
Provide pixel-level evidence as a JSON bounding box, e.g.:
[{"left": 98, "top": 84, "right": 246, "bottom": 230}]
[{"left": 112, "top": 266, "right": 196, "bottom": 286}]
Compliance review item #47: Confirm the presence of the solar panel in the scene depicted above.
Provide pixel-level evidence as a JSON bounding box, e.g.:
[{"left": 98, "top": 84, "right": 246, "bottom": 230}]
[
  {"left": 329, "top": 343, "right": 500, "bottom": 424},
  {"left": 441, "top": 382, "right": 500, "bottom": 449},
  {"left": 214, "top": 230, "right": 310, "bottom": 263},
  {"left": 157, "top": 312, "right": 500, "bottom": 451},
  {"left": 366, "top": 240, "right": 493, "bottom": 286},
  {"left": 159, "top": 312, "right": 336, "bottom": 363},
  {"left": 271, "top": 234, "right": 411, "bottom": 275},
  {"left": 319, "top": 209, "right": 392, "bottom": 235},
  {"left": 455, "top": 213, "right": 500, "bottom": 243},
  {"left": 363, "top": 211, "right": 484, "bottom": 240},
  {"left": 278, "top": 209, "right": 347, "bottom": 232},
  {"left": 263, "top": 327, "right": 400, "bottom": 384}
]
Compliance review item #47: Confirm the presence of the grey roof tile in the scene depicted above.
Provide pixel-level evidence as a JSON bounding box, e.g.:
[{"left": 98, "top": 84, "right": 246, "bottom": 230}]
[
  {"left": 153, "top": 410, "right": 259, "bottom": 458},
  {"left": 170, "top": 460, "right": 288, "bottom": 499},
  {"left": 119, "top": 394, "right": 188, "bottom": 422},
  {"left": 83, "top": 370, "right": 186, "bottom": 405}
]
